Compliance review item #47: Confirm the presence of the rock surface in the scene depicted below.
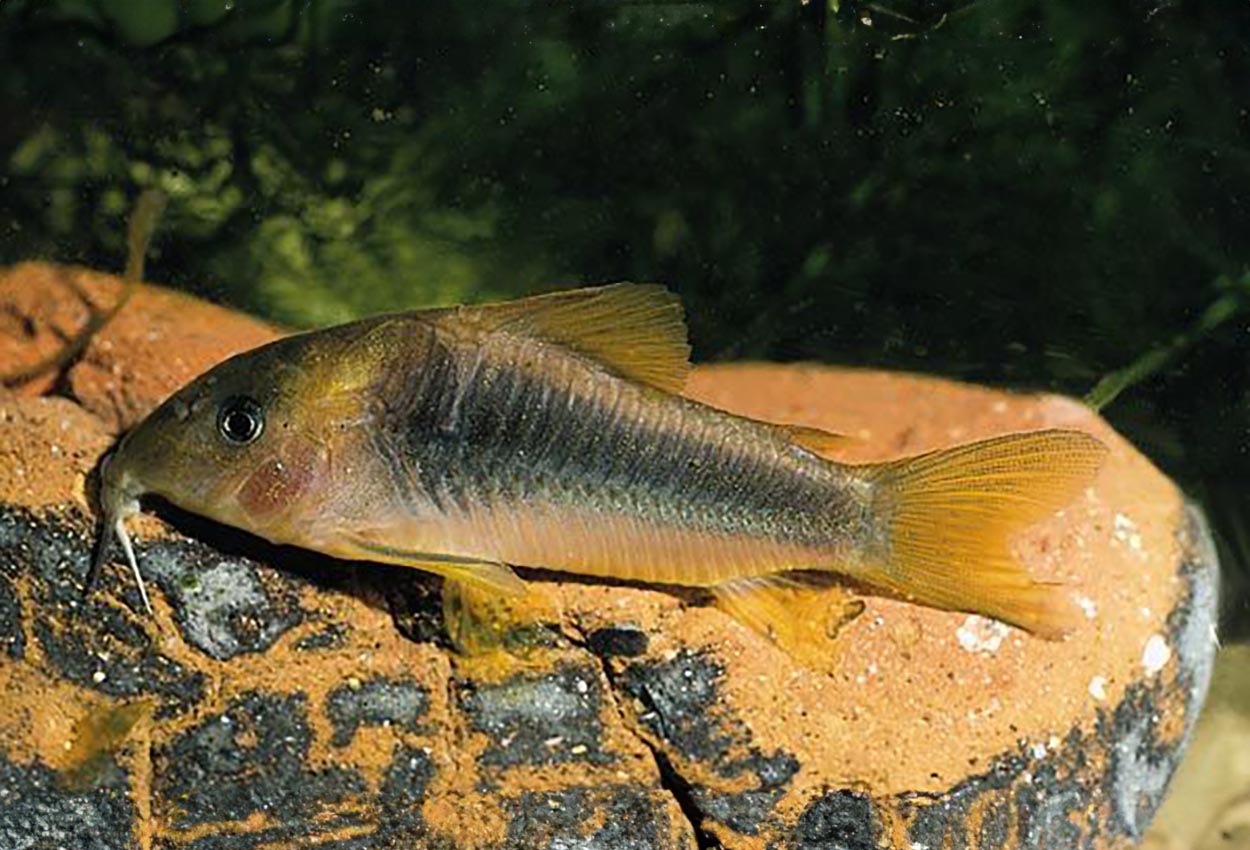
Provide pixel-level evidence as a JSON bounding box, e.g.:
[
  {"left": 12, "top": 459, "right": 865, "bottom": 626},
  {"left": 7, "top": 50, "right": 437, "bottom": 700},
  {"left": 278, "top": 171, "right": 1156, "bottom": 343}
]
[{"left": 0, "top": 262, "right": 1219, "bottom": 849}]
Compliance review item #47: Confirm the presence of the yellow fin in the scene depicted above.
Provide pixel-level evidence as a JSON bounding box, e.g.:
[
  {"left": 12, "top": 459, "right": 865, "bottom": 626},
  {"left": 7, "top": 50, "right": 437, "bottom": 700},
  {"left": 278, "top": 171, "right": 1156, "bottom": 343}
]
[
  {"left": 731, "top": 413, "right": 854, "bottom": 456},
  {"left": 442, "top": 578, "right": 558, "bottom": 657},
  {"left": 711, "top": 574, "right": 865, "bottom": 672},
  {"left": 780, "top": 423, "right": 855, "bottom": 456},
  {"left": 471, "top": 283, "right": 691, "bottom": 393},
  {"left": 854, "top": 429, "right": 1108, "bottom": 638},
  {"left": 339, "top": 535, "right": 527, "bottom": 597}
]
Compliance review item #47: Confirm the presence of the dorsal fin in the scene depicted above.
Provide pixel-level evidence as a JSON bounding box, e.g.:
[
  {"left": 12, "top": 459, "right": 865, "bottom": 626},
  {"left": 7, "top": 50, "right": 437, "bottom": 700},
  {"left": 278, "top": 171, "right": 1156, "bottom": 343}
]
[{"left": 465, "top": 283, "right": 691, "bottom": 393}]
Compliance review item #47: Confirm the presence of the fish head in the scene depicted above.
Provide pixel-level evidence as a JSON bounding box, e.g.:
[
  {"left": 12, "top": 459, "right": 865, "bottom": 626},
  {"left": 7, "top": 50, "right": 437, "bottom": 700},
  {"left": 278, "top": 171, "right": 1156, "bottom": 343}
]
[
  {"left": 107, "top": 338, "right": 317, "bottom": 521},
  {"left": 92, "top": 330, "right": 365, "bottom": 607}
]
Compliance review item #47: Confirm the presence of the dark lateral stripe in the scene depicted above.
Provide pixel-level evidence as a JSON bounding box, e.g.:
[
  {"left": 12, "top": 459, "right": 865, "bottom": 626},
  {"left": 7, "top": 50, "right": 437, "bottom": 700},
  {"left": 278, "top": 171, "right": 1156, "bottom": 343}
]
[{"left": 376, "top": 337, "right": 855, "bottom": 552}]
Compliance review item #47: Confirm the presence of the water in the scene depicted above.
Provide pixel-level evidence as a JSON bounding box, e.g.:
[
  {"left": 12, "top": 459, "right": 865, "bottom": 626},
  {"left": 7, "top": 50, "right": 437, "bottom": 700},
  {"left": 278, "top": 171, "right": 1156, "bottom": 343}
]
[{"left": 0, "top": 1, "right": 1247, "bottom": 847}]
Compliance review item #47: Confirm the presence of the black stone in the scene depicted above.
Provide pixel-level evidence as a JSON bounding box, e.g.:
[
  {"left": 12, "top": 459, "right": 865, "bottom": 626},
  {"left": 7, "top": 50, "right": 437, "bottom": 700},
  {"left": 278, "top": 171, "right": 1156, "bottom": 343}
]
[
  {"left": 1099, "top": 682, "right": 1179, "bottom": 842},
  {"left": 156, "top": 692, "right": 365, "bottom": 830},
  {"left": 459, "top": 664, "right": 608, "bottom": 769},
  {"left": 168, "top": 745, "right": 441, "bottom": 850},
  {"left": 617, "top": 650, "right": 800, "bottom": 834},
  {"left": 619, "top": 650, "right": 733, "bottom": 765},
  {"left": 792, "top": 790, "right": 879, "bottom": 850},
  {"left": 0, "top": 752, "right": 136, "bottom": 850},
  {"left": 0, "top": 506, "right": 99, "bottom": 606},
  {"left": 0, "top": 571, "right": 23, "bottom": 660},
  {"left": 977, "top": 796, "right": 1011, "bottom": 850},
  {"left": 899, "top": 758, "right": 1020, "bottom": 850},
  {"left": 380, "top": 744, "right": 435, "bottom": 812},
  {"left": 693, "top": 750, "right": 799, "bottom": 834},
  {"left": 294, "top": 623, "right": 349, "bottom": 651},
  {"left": 505, "top": 786, "right": 670, "bottom": 850},
  {"left": 325, "top": 677, "right": 429, "bottom": 747},
  {"left": 139, "top": 538, "right": 304, "bottom": 661},
  {"left": 0, "top": 508, "right": 205, "bottom": 715},
  {"left": 586, "top": 625, "right": 650, "bottom": 657},
  {"left": 165, "top": 816, "right": 368, "bottom": 850},
  {"left": 1014, "top": 763, "right": 1085, "bottom": 850}
]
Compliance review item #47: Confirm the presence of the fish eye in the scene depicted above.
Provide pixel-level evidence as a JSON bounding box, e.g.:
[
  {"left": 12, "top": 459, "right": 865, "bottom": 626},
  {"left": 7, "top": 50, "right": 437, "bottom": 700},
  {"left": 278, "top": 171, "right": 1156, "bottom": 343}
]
[{"left": 216, "top": 396, "right": 264, "bottom": 445}]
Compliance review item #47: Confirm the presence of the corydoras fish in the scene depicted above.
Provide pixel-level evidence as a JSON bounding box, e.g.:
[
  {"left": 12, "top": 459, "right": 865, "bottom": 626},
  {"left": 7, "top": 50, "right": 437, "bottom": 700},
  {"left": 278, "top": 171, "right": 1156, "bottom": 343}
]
[{"left": 92, "top": 284, "right": 1106, "bottom": 658}]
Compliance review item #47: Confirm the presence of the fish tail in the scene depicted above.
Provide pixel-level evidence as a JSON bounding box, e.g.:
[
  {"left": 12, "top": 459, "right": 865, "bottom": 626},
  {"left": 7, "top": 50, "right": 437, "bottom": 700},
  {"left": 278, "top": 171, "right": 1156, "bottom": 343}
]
[{"left": 851, "top": 429, "right": 1108, "bottom": 638}]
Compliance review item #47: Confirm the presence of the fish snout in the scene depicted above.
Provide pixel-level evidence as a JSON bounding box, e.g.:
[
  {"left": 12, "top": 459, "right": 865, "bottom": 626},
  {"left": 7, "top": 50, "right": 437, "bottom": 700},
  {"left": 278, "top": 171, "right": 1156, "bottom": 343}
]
[
  {"left": 97, "top": 446, "right": 146, "bottom": 525},
  {"left": 89, "top": 447, "right": 152, "bottom": 613}
]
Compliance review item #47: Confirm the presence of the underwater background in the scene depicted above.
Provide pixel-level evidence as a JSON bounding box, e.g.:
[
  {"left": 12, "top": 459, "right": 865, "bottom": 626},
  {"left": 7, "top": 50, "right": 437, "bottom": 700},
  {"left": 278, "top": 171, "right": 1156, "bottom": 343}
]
[
  {"left": 6, "top": 0, "right": 1247, "bottom": 624},
  {"left": 0, "top": 2, "right": 1247, "bottom": 843}
]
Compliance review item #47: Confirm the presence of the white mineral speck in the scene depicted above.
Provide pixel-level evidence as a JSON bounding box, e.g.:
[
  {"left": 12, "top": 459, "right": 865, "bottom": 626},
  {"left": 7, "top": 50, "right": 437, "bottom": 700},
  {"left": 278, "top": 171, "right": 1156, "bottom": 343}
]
[
  {"left": 1113, "top": 512, "right": 1144, "bottom": 553},
  {"left": 956, "top": 615, "right": 1009, "bottom": 654},
  {"left": 1089, "top": 675, "right": 1108, "bottom": 701},
  {"left": 1075, "top": 594, "right": 1098, "bottom": 619},
  {"left": 1142, "top": 634, "right": 1172, "bottom": 676},
  {"left": 1030, "top": 742, "right": 1047, "bottom": 760}
]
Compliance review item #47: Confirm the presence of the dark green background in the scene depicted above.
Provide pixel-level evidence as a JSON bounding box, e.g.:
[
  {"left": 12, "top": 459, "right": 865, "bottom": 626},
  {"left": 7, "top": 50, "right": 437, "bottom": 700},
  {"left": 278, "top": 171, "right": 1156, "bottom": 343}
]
[{"left": 2, "top": 0, "right": 1247, "bottom": 629}]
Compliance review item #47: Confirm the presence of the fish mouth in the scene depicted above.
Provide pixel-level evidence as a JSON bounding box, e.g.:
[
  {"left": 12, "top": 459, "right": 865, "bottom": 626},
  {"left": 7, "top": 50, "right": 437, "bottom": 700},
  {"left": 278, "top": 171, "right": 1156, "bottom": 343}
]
[{"left": 88, "top": 449, "right": 152, "bottom": 613}]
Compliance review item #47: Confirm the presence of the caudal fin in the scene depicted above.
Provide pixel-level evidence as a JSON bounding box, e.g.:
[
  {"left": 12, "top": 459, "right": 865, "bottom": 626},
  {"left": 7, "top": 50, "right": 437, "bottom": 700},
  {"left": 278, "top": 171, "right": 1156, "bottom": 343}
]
[{"left": 854, "top": 429, "right": 1107, "bottom": 638}]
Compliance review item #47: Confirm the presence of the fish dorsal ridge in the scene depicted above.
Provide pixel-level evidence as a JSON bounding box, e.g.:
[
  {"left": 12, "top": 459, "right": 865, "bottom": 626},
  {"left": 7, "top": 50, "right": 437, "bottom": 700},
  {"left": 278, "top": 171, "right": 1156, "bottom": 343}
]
[{"left": 468, "top": 283, "right": 692, "bottom": 393}]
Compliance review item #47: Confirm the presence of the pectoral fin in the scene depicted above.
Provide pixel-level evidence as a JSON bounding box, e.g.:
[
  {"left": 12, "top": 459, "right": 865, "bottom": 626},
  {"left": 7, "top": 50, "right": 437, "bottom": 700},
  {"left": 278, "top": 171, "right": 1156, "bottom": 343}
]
[
  {"left": 338, "top": 534, "right": 527, "bottom": 596},
  {"left": 711, "top": 574, "right": 864, "bottom": 673}
]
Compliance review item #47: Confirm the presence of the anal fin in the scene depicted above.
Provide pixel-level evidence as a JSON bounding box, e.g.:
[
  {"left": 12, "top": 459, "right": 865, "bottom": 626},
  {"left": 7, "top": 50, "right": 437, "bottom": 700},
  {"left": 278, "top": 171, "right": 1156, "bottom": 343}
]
[{"left": 711, "top": 574, "right": 864, "bottom": 673}]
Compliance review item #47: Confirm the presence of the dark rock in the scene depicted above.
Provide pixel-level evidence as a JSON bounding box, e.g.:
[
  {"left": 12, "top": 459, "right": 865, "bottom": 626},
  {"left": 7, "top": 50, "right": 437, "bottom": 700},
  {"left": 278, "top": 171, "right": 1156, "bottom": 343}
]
[
  {"left": 141, "top": 538, "right": 304, "bottom": 661},
  {"left": 586, "top": 625, "right": 650, "bottom": 658},
  {"left": 1, "top": 506, "right": 206, "bottom": 715},
  {"left": 792, "top": 790, "right": 878, "bottom": 850},
  {"left": 0, "top": 572, "right": 22, "bottom": 660},
  {"left": 620, "top": 650, "right": 800, "bottom": 834},
  {"left": 620, "top": 650, "right": 731, "bottom": 765},
  {"left": 459, "top": 664, "right": 608, "bottom": 769},
  {"left": 294, "top": 624, "right": 348, "bottom": 651},
  {"left": 505, "top": 786, "right": 674, "bottom": 850},
  {"left": 0, "top": 753, "right": 136, "bottom": 850},
  {"left": 325, "top": 677, "right": 428, "bottom": 747},
  {"left": 156, "top": 692, "right": 365, "bottom": 830},
  {"left": 692, "top": 750, "right": 799, "bottom": 835}
]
